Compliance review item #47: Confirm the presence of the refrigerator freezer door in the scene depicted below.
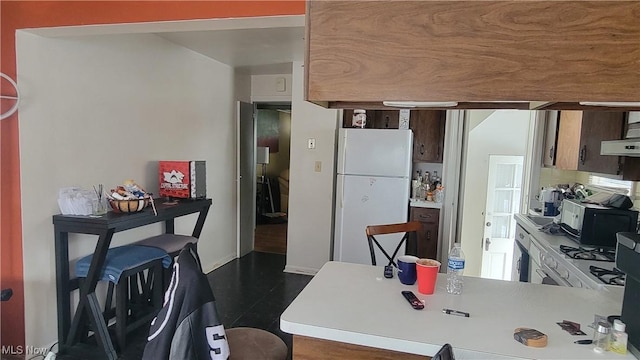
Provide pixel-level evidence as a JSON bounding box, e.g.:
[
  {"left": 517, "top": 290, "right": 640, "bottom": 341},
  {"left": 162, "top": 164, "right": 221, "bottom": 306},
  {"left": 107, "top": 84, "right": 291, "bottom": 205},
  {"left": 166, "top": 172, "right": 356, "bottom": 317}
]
[
  {"left": 337, "top": 128, "right": 412, "bottom": 177},
  {"left": 334, "top": 174, "right": 410, "bottom": 265}
]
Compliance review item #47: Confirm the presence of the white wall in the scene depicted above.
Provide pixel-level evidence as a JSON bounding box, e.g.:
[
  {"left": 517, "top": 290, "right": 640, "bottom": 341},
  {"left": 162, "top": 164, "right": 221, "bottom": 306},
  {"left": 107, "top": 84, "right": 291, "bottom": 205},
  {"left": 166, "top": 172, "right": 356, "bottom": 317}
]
[
  {"left": 459, "top": 110, "right": 532, "bottom": 277},
  {"left": 17, "top": 31, "right": 238, "bottom": 348},
  {"left": 285, "top": 62, "right": 339, "bottom": 274},
  {"left": 251, "top": 74, "right": 292, "bottom": 103}
]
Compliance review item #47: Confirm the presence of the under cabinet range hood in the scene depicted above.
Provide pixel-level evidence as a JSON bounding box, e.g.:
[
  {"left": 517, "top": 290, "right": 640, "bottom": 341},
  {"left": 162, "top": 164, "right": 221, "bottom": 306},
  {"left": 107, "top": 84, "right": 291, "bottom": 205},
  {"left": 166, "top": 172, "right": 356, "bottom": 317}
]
[
  {"left": 601, "top": 112, "right": 640, "bottom": 156},
  {"left": 601, "top": 139, "right": 640, "bottom": 156}
]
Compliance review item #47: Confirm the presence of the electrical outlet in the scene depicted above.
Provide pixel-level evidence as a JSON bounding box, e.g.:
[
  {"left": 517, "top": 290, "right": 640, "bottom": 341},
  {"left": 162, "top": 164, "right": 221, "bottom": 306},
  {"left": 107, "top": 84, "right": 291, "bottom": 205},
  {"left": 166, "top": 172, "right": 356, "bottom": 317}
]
[
  {"left": 308, "top": 138, "right": 316, "bottom": 149},
  {"left": 314, "top": 161, "right": 322, "bottom": 172}
]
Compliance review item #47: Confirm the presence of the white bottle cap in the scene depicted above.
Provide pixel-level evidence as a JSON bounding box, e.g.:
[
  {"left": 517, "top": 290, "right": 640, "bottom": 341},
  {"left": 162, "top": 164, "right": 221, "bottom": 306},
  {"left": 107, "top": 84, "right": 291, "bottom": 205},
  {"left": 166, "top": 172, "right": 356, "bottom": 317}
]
[{"left": 613, "top": 319, "right": 626, "bottom": 332}]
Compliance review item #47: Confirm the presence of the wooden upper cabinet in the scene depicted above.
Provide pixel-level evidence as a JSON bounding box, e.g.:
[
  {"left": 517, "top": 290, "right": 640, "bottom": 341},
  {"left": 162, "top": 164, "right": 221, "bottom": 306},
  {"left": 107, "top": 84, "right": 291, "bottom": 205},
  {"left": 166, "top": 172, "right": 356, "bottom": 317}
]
[
  {"left": 410, "top": 111, "right": 445, "bottom": 163},
  {"left": 341, "top": 110, "right": 399, "bottom": 129},
  {"left": 306, "top": 1, "right": 640, "bottom": 109},
  {"left": 555, "top": 111, "right": 624, "bottom": 174}
]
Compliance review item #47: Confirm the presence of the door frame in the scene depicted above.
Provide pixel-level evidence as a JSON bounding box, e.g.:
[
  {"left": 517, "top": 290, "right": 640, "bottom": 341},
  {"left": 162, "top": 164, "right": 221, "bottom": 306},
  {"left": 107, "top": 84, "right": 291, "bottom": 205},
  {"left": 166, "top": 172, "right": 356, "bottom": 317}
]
[{"left": 236, "top": 101, "right": 257, "bottom": 258}]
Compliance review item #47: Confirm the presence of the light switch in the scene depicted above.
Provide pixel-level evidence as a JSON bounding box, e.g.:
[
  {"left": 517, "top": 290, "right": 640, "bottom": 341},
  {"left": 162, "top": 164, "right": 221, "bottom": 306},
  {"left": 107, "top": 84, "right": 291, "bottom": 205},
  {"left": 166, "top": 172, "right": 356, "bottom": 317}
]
[
  {"left": 308, "top": 138, "right": 316, "bottom": 149},
  {"left": 315, "top": 161, "right": 322, "bottom": 172},
  {"left": 276, "top": 77, "right": 286, "bottom": 92}
]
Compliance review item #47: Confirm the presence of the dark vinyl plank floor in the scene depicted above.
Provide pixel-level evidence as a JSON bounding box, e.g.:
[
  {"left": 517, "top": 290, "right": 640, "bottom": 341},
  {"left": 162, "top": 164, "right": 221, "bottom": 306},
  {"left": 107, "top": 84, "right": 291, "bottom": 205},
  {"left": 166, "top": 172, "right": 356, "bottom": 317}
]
[{"left": 56, "top": 252, "right": 312, "bottom": 360}]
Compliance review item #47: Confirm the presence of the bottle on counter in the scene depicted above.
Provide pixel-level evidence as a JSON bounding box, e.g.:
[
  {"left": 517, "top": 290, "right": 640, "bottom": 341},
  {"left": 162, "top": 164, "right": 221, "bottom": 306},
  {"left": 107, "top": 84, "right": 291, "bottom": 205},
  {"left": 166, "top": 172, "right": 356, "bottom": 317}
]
[
  {"left": 592, "top": 321, "right": 611, "bottom": 353},
  {"left": 446, "top": 244, "right": 465, "bottom": 295},
  {"left": 432, "top": 171, "right": 441, "bottom": 189},
  {"left": 610, "top": 319, "right": 628, "bottom": 354},
  {"left": 352, "top": 109, "right": 367, "bottom": 128},
  {"left": 434, "top": 185, "right": 445, "bottom": 203}
]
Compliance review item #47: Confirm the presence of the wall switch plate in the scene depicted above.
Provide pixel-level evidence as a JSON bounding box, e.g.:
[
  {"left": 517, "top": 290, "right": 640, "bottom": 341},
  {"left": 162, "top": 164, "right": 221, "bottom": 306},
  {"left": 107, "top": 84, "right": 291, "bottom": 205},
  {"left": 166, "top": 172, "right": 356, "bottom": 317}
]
[
  {"left": 314, "top": 161, "right": 322, "bottom": 172},
  {"left": 308, "top": 138, "right": 316, "bottom": 149}
]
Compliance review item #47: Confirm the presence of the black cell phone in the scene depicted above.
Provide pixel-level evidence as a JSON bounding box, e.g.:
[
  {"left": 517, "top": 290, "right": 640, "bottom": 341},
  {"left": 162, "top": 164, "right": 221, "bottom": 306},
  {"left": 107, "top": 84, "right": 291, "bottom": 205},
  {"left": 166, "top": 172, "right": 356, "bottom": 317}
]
[
  {"left": 384, "top": 264, "right": 393, "bottom": 278},
  {"left": 401, "top": 291, "right": 424, "bottom": 310},
  {"left": 432, "top": 343, "right": 455, "bottom": 360}
]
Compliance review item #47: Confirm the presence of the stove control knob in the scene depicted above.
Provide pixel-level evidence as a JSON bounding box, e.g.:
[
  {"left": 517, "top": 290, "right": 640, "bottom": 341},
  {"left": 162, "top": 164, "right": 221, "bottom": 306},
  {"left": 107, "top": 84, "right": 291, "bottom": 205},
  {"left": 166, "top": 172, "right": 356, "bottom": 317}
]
[{"left": 559, "top": 268, "right": 570, "bottom": 279}]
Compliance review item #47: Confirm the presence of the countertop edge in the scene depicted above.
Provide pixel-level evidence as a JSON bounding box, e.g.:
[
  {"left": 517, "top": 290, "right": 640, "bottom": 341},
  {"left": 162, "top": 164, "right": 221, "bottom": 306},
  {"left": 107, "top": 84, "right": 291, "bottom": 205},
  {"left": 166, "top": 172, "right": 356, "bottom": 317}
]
[{"left": 409, "top": 200, "right": 442, "bottom": 209}]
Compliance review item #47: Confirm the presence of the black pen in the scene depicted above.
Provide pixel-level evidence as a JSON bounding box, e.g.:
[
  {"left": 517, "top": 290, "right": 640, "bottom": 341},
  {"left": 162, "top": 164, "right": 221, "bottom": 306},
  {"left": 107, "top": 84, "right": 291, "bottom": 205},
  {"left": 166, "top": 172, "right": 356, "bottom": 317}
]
[
  {"left": 574, "top": 339, "right": 593, "bottom": 345},
  {"left": 442, "top": 308, "right": 470, "bottom": 317}
]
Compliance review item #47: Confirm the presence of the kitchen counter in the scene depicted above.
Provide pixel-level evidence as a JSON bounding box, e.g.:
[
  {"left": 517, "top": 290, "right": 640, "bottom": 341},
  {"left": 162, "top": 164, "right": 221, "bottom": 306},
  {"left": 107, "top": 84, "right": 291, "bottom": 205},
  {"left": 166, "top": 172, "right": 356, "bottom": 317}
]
[
  {"left": 281, "top": 261, "right": 632, "bottom": 359},
  {"left": 409, "top": 199, "right": 442, "bottom": 209}
]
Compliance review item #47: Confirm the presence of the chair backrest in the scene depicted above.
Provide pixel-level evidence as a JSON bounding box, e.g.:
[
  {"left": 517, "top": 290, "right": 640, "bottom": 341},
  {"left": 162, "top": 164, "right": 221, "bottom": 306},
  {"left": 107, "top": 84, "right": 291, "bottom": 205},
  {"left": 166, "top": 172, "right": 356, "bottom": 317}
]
[{"left": 365, "top": 221, "right": 422, "bottom": 267}]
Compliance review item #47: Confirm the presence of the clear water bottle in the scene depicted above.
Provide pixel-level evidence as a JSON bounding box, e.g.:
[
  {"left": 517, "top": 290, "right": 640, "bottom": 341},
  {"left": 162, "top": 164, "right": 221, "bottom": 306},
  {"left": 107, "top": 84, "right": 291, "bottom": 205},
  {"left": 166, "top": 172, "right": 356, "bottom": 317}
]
[{"left": 446, "top": 244, "right": 465, "bottom": 294}]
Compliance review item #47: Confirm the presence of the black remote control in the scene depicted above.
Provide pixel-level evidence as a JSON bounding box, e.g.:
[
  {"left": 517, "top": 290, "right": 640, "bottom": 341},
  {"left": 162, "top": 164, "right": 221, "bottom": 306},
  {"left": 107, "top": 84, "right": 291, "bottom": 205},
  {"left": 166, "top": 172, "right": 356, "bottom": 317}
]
[
  {"left": 384, "top": 265, "right": 393, "bottom": 278},
  {"left": 401, "top": 291, "right": 424, "bottom": 310}
]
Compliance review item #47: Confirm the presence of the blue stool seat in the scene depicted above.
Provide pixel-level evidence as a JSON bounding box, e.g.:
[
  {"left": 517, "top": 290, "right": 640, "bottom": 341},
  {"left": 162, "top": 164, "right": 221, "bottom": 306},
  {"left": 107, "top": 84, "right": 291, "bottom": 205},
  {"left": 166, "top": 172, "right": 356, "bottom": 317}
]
[
  {"left": 134, "top": 234, "right": 198, "bottom": 257},
  {"left": 75, "top": 245, "right": 171, "bottom": 352},
  {"left": 76, "top": 245, "right": 171, "bottom": 283}
]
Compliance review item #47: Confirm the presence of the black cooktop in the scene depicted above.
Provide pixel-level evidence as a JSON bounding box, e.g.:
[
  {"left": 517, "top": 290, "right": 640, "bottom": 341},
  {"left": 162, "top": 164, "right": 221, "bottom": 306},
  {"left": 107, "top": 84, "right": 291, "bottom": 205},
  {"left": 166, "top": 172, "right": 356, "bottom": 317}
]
[
  {"left": 589, "top": 265, "right": 625, "bottom": 286},
  {"left": 559, "top": 245, "right": 616, "bottom": 262}
]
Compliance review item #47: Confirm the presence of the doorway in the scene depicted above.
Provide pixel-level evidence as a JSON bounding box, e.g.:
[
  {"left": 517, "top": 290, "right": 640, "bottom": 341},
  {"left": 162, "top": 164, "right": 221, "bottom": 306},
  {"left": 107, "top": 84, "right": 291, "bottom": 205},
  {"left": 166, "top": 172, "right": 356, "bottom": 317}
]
[
  {"left": 254, "top": 103, "right": 291, "bottom": 255},
  {"left": 457, "top": 110, "right": 535, "bottom": 279},
  {"left": 480, "top": 155, "right": 524, "bottom": 280}
]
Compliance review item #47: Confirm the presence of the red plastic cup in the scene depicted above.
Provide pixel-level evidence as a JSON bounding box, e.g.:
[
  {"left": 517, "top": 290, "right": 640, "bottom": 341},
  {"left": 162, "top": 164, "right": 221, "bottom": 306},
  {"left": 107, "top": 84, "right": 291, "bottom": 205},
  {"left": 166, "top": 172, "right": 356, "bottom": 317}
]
[{"left": 416, "top": 259, "right": 441, "bottom": 295}]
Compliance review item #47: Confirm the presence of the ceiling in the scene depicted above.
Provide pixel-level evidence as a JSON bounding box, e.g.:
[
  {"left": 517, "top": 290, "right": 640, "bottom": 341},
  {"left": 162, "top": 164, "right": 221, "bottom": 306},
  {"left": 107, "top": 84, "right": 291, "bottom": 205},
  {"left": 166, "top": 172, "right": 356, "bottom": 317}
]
[
  {"left": 24, "top": 15, "right": 305, "bottom": 75},
  {"left": 157, "top": 27, "right": 304, "bottom": 74}
]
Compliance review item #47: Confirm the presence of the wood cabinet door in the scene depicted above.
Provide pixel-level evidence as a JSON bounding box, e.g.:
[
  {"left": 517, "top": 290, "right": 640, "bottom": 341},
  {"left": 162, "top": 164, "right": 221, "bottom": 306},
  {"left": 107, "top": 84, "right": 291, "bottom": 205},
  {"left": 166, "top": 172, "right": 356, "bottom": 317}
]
[
  {"left": 373, "top": 110, "right": 400, "bottom": 129},
  {"left": 555, "top": 111, "right": 582, "bottom": 170},
  {"left": 410, "top": 110, "right": 445, "bottom": 163},
  {"left": 542, "top": 111, "right": 559, "bottom": 167},
  {"left": 410, "top": 207, "right": 439, "bottom": 259},
  {"left": 577, "top": 112, "right": 623, "bottom": 174},
  {"left": 306, "top": 1, "right": 640, "bottom": 105}
]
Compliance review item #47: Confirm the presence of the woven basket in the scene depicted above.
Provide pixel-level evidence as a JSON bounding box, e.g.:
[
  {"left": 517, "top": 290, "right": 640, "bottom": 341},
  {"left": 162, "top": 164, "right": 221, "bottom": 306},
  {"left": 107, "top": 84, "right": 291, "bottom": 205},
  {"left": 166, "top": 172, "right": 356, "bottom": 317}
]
[{"left": 108, "top": 198, "right": 149, "bottom": 213}]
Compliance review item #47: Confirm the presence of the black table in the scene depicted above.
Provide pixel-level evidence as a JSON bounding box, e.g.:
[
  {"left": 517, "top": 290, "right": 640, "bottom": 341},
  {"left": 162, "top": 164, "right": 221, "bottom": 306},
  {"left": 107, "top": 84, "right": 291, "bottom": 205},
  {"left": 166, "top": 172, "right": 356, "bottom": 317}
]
[{"left": 53, "top": 198, "right": 212, "bottom": 359}]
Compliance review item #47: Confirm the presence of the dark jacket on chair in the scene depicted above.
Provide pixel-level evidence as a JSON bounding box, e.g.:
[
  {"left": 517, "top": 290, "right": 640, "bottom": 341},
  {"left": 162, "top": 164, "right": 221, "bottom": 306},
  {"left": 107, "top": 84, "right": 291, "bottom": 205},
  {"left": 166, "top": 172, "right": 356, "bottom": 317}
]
[{"left": 142, "top": 243, "right": 229, "bottom": 360}]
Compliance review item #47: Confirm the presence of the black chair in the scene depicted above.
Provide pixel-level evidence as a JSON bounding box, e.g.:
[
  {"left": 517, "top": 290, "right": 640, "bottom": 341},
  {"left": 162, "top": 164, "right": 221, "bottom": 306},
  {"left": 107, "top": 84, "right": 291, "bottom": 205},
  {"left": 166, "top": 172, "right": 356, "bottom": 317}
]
[
  {"left": 143, "top": 243, "right": 287, "bottom": 360},
  {"left": 365, "top": 221, "right": 422, "bottom": 267}
]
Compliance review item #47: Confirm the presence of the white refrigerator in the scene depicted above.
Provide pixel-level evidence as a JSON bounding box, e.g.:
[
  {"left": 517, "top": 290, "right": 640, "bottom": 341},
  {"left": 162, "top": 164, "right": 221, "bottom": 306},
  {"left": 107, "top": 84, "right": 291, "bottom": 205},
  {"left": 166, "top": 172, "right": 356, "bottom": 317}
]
[{"left": 334, "top": 128, "right": 413, "bottom": 266}]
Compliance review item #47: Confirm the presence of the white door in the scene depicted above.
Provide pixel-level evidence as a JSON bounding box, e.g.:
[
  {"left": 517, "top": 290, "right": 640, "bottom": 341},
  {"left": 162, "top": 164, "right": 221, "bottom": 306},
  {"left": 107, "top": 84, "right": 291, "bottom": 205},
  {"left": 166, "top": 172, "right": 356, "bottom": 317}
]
[
  {"left": 237, "top": 101, "right": 255, "bottom": 257},
  {"left": 334, "top": 174, "right": 410, "bottom": 265},
  {"left": 481, "top": 155, "right": 524, "bottom": 280}
]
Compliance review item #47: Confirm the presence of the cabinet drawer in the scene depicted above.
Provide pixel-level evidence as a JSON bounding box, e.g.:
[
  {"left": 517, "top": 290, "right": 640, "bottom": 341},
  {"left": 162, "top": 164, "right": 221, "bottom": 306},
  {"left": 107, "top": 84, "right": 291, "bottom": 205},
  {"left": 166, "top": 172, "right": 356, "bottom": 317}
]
[{"left": 411, "top": 207, "right": 439, "bottom": 223}]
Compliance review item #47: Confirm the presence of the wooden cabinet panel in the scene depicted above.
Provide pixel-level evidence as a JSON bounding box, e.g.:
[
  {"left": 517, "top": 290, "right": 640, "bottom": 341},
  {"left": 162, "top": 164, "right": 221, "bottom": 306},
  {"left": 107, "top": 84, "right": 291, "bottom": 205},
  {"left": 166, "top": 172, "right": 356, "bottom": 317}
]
[
  {"left": 578, "top": 112, "right": 624, "bottom": 174},
  {"left": 373, "top": 110, "right": 399, "bottom": 129},
  {"left": 410, "top": 111, "right": 445, "bottom": 163},
  {"left": 307, "top": 1, "right": 640, "bottom": 106},
  {"left": 555, "top": 111, "right": 582, "bottom": 170},
  {"left": 410, "top": 207, "right": 439, "bottom": 260},
  {"left": 555, "top": 111, "right": 624, "bottom": 174}
]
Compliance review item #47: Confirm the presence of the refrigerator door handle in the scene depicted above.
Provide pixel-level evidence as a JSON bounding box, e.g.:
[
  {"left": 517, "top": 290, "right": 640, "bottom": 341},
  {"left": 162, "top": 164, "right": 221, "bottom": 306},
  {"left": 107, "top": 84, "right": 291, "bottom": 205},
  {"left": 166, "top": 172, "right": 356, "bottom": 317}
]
[
  {"left": 341, "top": 132, "right": 347, "bottom": 174},
  {"left": 340, "top": 175, "right": 345, "bottom": 208}
]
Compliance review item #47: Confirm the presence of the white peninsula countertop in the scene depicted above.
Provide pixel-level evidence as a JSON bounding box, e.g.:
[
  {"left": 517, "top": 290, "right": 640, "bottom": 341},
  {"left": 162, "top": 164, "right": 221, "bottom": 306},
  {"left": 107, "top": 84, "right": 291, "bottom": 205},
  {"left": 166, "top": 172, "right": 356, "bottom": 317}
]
[{"left": 281, "top": 261, "right": 633, "bottom": 359}]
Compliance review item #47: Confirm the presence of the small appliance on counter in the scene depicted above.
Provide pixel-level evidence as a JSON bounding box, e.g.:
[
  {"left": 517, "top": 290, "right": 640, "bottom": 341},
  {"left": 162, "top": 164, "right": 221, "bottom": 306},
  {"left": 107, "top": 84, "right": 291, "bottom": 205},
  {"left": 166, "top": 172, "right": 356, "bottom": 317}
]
[
  {"left": 159, "top": 161, "right": 206, "bottom": 199},
  {"left": 616, "top": 232, "right": 640, "bottom": 358},
  {"left": 559, "top": 199, "right": 638, "bottom": 249},
  {"left": 539, "top": 187, "right": 562, "bottom": 216}
]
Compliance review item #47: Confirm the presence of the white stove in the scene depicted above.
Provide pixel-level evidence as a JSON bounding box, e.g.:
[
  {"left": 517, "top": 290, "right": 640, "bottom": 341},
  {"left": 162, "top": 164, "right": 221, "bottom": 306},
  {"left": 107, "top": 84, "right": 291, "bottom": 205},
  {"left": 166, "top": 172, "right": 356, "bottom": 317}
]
[{"left": 545, "top": 243, "right": 621, "bottom": 290}]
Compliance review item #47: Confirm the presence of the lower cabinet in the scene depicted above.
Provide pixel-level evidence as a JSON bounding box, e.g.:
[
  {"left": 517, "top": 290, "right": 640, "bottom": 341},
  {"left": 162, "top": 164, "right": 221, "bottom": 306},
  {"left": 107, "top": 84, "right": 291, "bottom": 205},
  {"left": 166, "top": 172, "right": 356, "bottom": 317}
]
[{"left": 410, "top": 207, "right": 439, "bottom": 260}]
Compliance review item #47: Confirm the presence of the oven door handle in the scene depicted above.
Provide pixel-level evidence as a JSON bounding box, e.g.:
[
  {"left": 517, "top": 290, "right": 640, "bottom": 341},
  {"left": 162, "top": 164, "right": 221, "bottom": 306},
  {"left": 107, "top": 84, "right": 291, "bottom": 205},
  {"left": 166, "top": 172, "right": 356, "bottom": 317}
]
[
  {"left": 541, "top": 264, "right": 571, "bottom": 287},
  {"left": 535, "top": 269, "right": 548, "bottom": 279}
]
